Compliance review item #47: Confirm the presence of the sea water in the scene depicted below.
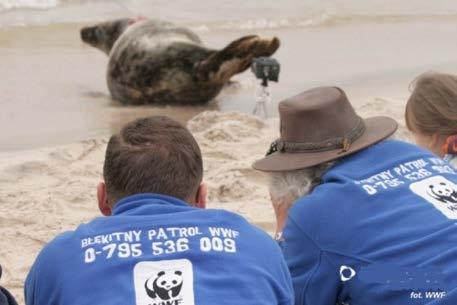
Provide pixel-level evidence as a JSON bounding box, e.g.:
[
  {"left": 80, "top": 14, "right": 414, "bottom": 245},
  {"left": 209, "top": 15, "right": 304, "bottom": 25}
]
[{"left": 1, "top": 0, "right": 457, "bottom": 151}]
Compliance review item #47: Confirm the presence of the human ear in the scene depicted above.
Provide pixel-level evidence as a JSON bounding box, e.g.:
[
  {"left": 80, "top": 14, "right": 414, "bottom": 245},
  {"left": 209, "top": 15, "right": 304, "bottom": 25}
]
[
  {"left": 97, "top": 182, "right": 112, "bottom": 216},
  {"left": 194, "top": 183, "right": 207, "bottom": 209}
]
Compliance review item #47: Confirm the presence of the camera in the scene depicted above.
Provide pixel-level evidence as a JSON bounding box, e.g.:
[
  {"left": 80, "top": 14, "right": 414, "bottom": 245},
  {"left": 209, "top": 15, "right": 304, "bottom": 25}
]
[
  {"left": 251, "top": 57, "right": 280, "bottom": 118},
  {"left": 251, "top": 57, "right": 280, "bottom": 85}
]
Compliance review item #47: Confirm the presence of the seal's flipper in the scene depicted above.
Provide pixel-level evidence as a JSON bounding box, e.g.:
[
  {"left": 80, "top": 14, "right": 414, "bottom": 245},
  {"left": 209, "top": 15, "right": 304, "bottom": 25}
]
[{"left": 196, "top": 35, "right": 280, "bottom": 82}]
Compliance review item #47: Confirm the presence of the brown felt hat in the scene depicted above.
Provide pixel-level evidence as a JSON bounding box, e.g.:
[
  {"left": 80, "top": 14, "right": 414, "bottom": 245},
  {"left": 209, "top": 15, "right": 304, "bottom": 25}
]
[{"left": 253, "top": 87, "right": 398, "bottom": 172}]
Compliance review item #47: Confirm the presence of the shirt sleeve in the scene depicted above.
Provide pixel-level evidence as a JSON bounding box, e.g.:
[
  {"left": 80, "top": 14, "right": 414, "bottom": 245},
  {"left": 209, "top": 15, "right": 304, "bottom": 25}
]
[
  {"left": 24, "top": 232, "right": 70, "bottom": 305},
  {"left": 277, "top": 248, "right": 295, "bottom": 305},
  {"left": 24, "top": 244, "right": 53, "bottom": 305},
  {"left": 263, "top": 232, "right": 295, "bottom": 305},
  {"left": 282, "top": 217, "right": 342, "bottom": 305},
  {"left": 24, "top": 260, "right": 38, "bottom": 305}
]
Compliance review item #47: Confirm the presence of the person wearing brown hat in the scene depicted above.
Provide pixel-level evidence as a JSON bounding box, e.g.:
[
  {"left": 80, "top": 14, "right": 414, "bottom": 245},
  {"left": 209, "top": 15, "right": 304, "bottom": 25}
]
[{"left": 253, "top": 87, "right": 457, "bottom": 305}]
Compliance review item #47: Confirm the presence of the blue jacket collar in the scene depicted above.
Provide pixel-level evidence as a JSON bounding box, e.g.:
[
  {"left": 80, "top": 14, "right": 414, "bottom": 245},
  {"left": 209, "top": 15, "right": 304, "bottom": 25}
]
[
  {"left": 327, "top": 140, "right": 422, "bottom": 173},
  {"left": 112, "top": 193, "right": 190, "bottom": 216}
]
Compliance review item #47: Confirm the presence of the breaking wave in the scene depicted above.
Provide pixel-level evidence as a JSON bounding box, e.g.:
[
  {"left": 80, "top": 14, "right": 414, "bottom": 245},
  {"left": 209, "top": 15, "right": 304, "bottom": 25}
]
[
  {"left": 0, "top": 0, "right": 59, "bottom": 11},
  {"left": 2, "top": 0, "right": 457, "bottom": 30}
]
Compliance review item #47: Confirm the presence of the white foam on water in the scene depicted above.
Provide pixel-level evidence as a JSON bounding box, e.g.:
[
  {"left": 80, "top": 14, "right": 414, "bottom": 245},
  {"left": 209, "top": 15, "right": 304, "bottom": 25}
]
[
  {"left": 0, "top": 0, "right": 59, "bottom": 10},
  {"left": 2, "top": 0, "right": 457, "bottom": 29}
]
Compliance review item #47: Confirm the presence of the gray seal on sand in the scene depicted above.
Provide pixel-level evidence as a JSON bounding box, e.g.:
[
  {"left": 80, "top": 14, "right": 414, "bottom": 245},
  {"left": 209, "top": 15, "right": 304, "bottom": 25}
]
[{"left": 80, "top": 17, "right": 280, "bottom": 105}]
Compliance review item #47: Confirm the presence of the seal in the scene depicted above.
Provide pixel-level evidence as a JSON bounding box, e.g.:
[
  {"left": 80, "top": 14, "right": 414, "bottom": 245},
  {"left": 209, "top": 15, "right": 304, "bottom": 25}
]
[{"left": 80, "top": 17, "right": 280, "bottom": 105}]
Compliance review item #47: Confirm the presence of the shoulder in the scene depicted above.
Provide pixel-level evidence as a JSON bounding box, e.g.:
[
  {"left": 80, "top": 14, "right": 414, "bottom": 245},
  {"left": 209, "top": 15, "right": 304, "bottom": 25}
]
[
  {"left": 208, "top": 208, "right": 280, "bottom": 247},
  {"left": 32, "top": 230, "right": 78, "bottom": 267},
  {"left": 287, "top": 190, "right": 331, "bottom": 240},
  {"left": 329, "top": 140, "right": 429, "bottom": 179},
  {"left": 25, "top": 230, "right": 79, "bottom": 302},
  {"left": 286, "top": 171, "right": 374, "bottom": 251},
  {"left": 204, "top": 207, "right": 248, "bottom": 225},
  {"left": 26, "top": 230, "right": 78, "bottom": 292},
  {"left": 209, "top": 208, "right": 270, "bottom": 234}
]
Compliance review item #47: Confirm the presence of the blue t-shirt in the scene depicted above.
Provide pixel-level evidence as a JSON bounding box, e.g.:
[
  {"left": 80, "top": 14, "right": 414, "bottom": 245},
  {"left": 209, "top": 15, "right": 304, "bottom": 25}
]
[
  {"left": 25, "top": 194, "right": 293, "bottom": 305},
  {"left": 283, "top": 140, "right": 457, "bottom": 305}
]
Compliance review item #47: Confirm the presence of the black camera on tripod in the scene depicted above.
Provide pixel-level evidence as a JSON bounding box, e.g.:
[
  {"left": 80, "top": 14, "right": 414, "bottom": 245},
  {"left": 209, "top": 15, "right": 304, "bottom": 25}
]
[
  {"left": 250, "top": 57, "right": 280, "bottom": 86},
  {"left": 250, "top": 57, "right": 280, "bottom": 118}
]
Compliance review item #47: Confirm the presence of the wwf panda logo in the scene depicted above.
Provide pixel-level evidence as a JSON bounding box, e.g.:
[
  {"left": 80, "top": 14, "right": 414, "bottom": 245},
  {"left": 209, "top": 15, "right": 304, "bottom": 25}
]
[
  {"left": 426, "top": 181, "right": 457, "bottom": 204},
  {"left": 144, "top": 270, "right": 183, "bottom": 301}
]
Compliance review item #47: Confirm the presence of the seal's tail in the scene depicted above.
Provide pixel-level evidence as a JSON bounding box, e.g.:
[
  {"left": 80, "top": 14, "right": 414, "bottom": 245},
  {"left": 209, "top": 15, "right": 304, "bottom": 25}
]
[{"left": 196, "top": 35, "right": 280, "bottom": 83}]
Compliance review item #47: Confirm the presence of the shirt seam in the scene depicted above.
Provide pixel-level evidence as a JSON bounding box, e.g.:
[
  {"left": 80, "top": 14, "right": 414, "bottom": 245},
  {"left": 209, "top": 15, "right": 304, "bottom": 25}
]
[
  {"left": 288, "top": 217, "right": 373, "bottom": 267},
  {"left": 300, "top": 250, "right": 323, "bottom": 305},
  {"left": 278, "top": 298, "right": 293, "bottom": 305}
]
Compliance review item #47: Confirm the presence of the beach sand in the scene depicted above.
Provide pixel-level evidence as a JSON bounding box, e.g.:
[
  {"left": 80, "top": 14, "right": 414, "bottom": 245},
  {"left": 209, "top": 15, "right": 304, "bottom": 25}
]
[
  {"left": 0, "top": 99, "right": 410, "bottom": 301},
  {"left": 1, "top": 2, "right": 457, "bottom": 301}
]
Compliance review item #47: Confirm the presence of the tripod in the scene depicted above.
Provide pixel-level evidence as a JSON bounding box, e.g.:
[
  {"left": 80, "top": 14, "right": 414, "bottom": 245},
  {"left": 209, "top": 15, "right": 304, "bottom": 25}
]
[{"left": 252, "top": 79, "right": 271, "bottom": 119}]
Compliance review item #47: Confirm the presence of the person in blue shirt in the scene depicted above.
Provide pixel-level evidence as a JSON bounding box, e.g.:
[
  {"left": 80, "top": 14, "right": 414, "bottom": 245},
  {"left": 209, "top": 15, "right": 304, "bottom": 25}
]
[
  {"left": 253, "top": 87, "right": 457, "bottom": 305},
  {"left": 25, "top": 116, "right": 294, "bottom": 305}
]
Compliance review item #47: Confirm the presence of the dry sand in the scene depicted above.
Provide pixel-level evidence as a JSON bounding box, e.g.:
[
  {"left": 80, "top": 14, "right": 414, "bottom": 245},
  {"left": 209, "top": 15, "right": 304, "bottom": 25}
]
[{"left": 0, "top": 97, "right": 410, "bottom": 302}]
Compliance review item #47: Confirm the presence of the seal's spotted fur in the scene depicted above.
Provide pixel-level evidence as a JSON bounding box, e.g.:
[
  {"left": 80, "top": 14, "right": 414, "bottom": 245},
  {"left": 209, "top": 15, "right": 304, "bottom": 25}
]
[{"left": 81, "top": 18, "right": 279, "bottom": 105}]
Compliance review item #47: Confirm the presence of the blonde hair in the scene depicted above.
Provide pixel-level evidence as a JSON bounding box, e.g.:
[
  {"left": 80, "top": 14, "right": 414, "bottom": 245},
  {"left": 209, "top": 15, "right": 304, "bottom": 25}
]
[{"left": 405, "top": 72, "right": 457, "bottom": 135}]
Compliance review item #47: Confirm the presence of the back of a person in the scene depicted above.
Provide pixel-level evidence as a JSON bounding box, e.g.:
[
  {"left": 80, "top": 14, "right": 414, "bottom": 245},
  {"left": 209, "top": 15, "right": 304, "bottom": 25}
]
[
  {"left": 25, "top": 116, "right": 293, "bottom": 305},
  {"left": 289, "top": 139, "right": 457, "bottom": 304},
  {"left": 27, "top": 194, "right": 290, "bottom": 305}
]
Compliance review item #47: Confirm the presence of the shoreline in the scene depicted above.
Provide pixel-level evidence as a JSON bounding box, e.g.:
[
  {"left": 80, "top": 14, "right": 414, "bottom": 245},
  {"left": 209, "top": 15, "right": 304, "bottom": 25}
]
[{"left": 2, "top": 19, "right": 457, "bottom": 152}]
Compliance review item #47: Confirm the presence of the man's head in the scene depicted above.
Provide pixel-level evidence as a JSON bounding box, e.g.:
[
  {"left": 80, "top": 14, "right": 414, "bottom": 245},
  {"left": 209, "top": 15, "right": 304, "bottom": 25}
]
[
  {"left": 267, "top": 163, "right": 334, "bottom": 236},
  {"left": 253, "top": 87, "right": 398, "bottom": 172},
  {"left": 268, "top": 163, "right": 333, "bottom": 204},
  {"left": 253, "top": 87, "right": 398, "bottom": 234},
  {"left": 97, "top": 116, "right": 205, "bottom": 215}
]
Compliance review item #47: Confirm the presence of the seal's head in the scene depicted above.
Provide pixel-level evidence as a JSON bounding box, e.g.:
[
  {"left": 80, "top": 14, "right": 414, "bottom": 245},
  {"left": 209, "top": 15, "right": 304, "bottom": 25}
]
[{"left": 80, "top": 17, "right": 146, "bottom": 54}]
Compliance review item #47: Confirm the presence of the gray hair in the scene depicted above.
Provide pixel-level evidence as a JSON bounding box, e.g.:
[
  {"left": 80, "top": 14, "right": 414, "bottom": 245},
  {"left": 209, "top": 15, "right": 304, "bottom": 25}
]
[{"left": 268, "top": 162, "right": 334, "bottom": 205}]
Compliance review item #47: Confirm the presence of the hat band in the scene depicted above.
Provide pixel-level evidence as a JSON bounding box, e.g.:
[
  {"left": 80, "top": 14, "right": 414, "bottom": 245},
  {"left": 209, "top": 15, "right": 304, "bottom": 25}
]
[{"left": 266, "top": 117, "right": 366, "bottom": 155}]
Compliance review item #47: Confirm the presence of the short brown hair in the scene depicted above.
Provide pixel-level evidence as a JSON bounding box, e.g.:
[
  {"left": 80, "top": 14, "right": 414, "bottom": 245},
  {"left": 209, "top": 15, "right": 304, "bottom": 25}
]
[
  {"left": 103, "top": 116, "right": 203, "bottom": 204},
  {"left": 405, "top": 72, "right": 457, "bottom": 135}
]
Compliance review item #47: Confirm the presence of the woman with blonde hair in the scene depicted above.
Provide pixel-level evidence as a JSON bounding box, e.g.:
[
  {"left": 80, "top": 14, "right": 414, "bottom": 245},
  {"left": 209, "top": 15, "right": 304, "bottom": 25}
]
[{"left": 405, "top": 72, "right": 457, "bottom": 167}]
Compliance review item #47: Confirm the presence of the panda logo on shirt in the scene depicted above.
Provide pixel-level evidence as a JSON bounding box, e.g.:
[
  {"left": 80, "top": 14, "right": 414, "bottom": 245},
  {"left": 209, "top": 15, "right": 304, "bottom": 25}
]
[
  {"left": 426, "top": 181, "right": 457, "bottom": 204},
  {"left": 410, "top": 176, "right": 457, "bottom": 219},
  {"left": 144, "top": 270, "right": 183, "bottom": 300}
]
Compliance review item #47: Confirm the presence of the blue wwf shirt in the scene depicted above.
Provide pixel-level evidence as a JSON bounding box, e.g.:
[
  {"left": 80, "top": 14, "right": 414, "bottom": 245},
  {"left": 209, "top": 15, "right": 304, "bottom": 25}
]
[
  {"left": 25, "top": 194, "right": 293, "bottom": 305},
  {"left": 283, "top": 140, "right": 457, "bottom": 305},
  {"left": 444, "top": 154, "right": 457, "bottom": 169}
]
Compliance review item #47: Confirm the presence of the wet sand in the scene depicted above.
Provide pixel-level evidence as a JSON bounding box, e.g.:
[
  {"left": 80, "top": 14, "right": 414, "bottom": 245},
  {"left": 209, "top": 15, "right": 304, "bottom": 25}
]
[{"left": 2, "top": 19, "right": 457, "bottom": 151}]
